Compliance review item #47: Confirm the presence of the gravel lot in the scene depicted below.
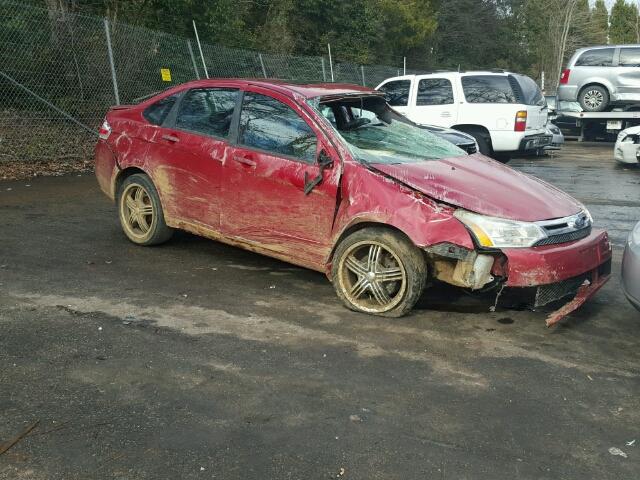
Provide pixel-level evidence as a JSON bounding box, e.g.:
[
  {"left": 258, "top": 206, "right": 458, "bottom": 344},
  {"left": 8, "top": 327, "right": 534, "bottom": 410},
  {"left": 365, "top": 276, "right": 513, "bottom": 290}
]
[{"left": 1, "top": 142, "right": 639, "bottom": 479}]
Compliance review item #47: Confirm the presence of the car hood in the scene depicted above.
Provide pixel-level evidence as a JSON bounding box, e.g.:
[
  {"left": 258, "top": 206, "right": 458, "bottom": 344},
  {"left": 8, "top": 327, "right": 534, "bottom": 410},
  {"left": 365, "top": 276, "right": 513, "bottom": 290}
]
[
  {"left": 619, "top": 125, "right": 640, "bottom": 138},
  {"left": 370, "top": 154, "right": 583, "bottom": 222}
]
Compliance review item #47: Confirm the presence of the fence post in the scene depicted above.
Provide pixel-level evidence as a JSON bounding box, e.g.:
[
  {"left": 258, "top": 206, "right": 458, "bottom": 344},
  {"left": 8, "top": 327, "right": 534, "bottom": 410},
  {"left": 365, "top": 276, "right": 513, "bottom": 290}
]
[
  {"left": 321, "top": 58, "right": 326, "bottom": 82},
  {"left": 103, "top": 19, "right": 120, "bottom": 105},
  {"left": 403, "top": 56, "right": 406, "bottom": 75},
  {"left": 192, "top": 20, "right": 209, "bottom": 78},
  {"left": 259, "top": 54, "right": 267, "bottom": 78},
  {"left": 327, "top": 43, "right": 334, "bottom": 82},
  {"left": 360, "top": 65, "right": 365, "bottom": 86},
  {"left": 187, "top": 40, "right": 200, "bottom": 79}
]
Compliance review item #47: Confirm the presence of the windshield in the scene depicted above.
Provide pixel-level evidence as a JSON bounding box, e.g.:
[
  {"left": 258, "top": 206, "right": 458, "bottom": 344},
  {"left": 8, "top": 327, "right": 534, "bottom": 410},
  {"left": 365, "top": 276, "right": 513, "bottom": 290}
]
[{"left": 309, "top": 95, "right": 465, "bottom": 164}]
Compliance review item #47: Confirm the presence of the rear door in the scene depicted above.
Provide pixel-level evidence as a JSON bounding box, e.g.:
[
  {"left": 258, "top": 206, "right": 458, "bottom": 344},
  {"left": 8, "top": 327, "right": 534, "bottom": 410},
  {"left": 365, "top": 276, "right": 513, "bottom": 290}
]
[
  {"left": 457, "top": 74, "right": 520, "bottom": 132},
  {"left": 408, "top": 75, "right": 458, "bottom": 127},
  {"left": 222, "top": 88, "right": 341, "bottom": 268},
  {"left": 617, "top": 47, "right": 640, "bottom": 98},
  {"left": 148, "top": 87, "right": 239, "bottom": 227},
  {"left": 376, "top": 79, "right": 412, "bottom": 116}
]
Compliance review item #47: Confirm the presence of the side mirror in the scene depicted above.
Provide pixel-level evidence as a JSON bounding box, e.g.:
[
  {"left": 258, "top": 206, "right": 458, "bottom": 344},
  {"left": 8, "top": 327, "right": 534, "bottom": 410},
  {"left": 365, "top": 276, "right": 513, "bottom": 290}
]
[{"left": 304, "top": 149, "right": 334, "bottom": 195}]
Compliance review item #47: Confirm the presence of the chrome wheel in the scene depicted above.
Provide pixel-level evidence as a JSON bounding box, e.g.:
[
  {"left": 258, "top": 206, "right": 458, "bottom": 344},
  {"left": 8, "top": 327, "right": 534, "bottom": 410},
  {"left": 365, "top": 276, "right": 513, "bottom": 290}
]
[
  {"left": 583, "top": 89, "right": 604, "bottom": 109},
  {"left": 337, "top": 240, "right": 407, "bottom": 313},
  {"left": 120, "top": 183, "right": 155, "bottom": 240}
]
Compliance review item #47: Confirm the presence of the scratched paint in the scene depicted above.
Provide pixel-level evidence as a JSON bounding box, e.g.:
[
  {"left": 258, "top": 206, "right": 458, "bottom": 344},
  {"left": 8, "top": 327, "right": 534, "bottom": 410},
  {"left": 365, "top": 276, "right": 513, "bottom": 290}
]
[{"left": 94, "top": 78, "right": 613, "bottom": 323}]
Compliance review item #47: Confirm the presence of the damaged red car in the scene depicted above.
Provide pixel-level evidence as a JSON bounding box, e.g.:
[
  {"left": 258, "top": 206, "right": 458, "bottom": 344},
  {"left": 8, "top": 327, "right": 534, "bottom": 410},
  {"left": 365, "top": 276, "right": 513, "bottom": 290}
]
[{"left": 95, "top": 79, "right": 612, "bottom": 325}]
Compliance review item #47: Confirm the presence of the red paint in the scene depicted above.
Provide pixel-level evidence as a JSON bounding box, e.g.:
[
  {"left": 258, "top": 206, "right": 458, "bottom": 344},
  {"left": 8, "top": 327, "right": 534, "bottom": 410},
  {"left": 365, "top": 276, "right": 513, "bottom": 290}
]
[{"left": 95, "top": 79, "right": 612, "bottom": 321}]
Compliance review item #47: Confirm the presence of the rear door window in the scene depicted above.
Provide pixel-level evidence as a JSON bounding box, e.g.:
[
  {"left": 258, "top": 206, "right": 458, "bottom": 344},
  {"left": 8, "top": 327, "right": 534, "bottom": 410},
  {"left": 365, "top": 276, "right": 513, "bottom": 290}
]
[
  {"left": 143, "top": 94, "right": 179, "bottom": 126},
  {"left": 239, "top": 92, "right": 317, "bottom": 163},
  {"left": 416, "top": 78, "right": 454, "bottom": 105},
  {"left": 377, "top": 80, "right": 411, "bottom": 106},
  {"left": 461, "top": 75, "right": 516, "bottom": 103},
  {"left": 175, "top": 88, "right": 238, "bottom": 138},
  {"left": 620, "top": 48, "right": 640, "bottom": 67},
  {"left": 576, "top": 48, "right": 615, "bottom": 67}
]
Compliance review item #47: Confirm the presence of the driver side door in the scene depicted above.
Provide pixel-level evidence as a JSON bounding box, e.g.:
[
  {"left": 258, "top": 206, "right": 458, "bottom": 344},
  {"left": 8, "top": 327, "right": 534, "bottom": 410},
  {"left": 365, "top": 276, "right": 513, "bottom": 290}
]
[{"left": 222, "top": 89, "right": 341, "bottom": 269}]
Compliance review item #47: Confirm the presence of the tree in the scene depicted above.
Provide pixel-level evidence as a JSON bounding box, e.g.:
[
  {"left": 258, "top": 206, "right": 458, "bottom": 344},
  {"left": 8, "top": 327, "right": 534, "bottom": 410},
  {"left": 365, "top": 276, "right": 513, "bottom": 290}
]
[
  {"left": 610, "top": 0, "right": 638, "bottom": 43},
  {"left": 591, "top": 0, "right": 609, "bottom": 44}
]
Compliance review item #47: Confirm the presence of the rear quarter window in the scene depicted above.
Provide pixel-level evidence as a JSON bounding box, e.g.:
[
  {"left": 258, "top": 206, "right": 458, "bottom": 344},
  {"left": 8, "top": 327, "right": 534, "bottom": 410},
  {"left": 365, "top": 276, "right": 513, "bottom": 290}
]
[
  {"left": 461, "top": 75, "right": 516, "bottom": 104},
  {"left": 575, "top": 48, "right": 615, "bottom": 67},
  {"left": 143, "top": 94, "right": 178, "bottom": 125},
  {"left": 512, "top": 74, "right": 544, "bottom": 106}
]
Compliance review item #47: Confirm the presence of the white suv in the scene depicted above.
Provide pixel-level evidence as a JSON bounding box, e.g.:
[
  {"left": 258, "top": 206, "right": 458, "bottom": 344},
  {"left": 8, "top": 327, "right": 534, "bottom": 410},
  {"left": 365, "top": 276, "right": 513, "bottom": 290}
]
[{"left": 376, "top": 71, "right": 550, "bottom": 161}]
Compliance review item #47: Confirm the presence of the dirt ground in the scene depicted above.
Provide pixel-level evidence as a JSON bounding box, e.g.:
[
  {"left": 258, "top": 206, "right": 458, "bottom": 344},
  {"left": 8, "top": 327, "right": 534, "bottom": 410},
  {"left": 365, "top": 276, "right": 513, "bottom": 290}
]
[{"left": 1, "top": 142, "right": 639, "bottom": 479}]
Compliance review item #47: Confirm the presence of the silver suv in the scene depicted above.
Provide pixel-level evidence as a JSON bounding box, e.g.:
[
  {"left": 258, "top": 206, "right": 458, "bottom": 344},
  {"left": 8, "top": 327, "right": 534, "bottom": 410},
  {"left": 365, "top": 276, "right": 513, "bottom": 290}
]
[{"left": 558, "top": 44, "right": 640, "bottom": 112}]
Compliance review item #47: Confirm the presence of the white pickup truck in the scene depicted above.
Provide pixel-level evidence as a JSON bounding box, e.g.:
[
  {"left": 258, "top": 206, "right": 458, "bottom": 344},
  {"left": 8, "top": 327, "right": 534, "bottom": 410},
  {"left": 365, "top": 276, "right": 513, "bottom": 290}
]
[{"left": 376, "top": 71, "right": 551, "bottom": 161}]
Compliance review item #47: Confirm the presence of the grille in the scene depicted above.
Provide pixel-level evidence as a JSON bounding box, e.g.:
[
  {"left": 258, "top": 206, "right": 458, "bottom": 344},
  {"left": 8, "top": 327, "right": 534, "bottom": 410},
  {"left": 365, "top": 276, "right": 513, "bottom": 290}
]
[
  {"left": 535, "top": 274, "right": 589, "bottom": 308},
  {"left": 534, "top": 226, "right": 592, "bottom": 246}
]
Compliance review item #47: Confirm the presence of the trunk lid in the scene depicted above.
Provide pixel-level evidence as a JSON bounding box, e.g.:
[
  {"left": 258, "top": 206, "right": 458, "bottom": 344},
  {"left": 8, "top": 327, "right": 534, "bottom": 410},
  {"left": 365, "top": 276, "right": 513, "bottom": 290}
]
[{"left": 371, "top": 154, "right": 583, "bottom": 222}]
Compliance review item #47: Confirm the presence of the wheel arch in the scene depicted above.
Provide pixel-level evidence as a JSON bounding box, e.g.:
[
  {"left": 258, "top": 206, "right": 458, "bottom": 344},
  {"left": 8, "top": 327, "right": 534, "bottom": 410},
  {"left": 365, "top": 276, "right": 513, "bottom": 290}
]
[
  {"left": 578, "top": 81, "right": 613, "bottom": 99},
  {"left": 451, "top": 124, "right": 491, "bottom": 139},
  {"left": 325, "top": 220, "right": 420, "bottom": 273},
  {"left": 113, "top": 166, "right": 150, "bottom": 197}
]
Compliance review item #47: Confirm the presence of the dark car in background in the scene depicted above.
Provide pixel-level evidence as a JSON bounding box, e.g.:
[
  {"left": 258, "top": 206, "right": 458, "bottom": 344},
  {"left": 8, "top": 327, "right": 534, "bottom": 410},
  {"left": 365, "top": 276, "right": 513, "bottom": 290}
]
[{"left": 546, "top": 95, "right": 582, "bottom": 137}]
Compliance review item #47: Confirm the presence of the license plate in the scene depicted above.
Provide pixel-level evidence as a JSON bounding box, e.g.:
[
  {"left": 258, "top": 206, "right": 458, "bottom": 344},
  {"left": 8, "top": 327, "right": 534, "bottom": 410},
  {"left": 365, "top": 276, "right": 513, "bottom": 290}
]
[{"left": 607, "top": 120, "right": 623, "bottom": 130}]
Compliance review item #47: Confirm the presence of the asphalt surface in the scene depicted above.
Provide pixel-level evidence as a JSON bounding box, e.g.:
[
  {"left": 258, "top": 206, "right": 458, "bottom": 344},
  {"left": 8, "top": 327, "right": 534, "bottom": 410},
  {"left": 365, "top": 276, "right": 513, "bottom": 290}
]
[{"left": 1, "top": 142, "right": 639, "bottom": 479}]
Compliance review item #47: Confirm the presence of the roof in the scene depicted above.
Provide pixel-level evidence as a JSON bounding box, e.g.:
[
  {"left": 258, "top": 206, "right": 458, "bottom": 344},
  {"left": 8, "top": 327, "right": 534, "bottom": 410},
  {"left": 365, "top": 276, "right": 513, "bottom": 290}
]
[{"left": 162, "top": 78, "right": 375, "bottom": 99}]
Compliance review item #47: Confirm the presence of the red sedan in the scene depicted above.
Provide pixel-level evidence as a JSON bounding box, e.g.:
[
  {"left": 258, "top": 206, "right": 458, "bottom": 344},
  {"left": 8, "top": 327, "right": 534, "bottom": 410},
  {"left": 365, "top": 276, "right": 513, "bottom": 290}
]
[{"left": 95, "top": 79, "right": 612, "bottom": 325}]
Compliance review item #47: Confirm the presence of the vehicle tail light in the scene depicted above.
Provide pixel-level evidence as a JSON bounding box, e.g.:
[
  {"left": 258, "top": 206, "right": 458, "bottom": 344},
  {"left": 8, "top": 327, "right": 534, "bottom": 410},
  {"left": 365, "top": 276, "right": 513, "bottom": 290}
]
[
  {"left": 559, "top": 69, "right": 571, "bottom": 85},
  {"left": 514, "top": 111, "right": 527, "bottom": 132},
  {"left": 98, "top": 119, "right": 111, "bottom": 140}
]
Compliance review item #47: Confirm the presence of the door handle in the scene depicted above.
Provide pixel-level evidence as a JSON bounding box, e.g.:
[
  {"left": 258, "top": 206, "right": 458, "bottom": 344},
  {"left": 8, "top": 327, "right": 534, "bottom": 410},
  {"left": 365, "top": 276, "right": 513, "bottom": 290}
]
[
  {"left": 162, "top": 134, "right": 179, "bottom": 143},
  {"left": 233, "top": 155, "right": 256, "bottom": 167},
  {"left": 440, "top": 112, "right": 452, "bottom": 117}
]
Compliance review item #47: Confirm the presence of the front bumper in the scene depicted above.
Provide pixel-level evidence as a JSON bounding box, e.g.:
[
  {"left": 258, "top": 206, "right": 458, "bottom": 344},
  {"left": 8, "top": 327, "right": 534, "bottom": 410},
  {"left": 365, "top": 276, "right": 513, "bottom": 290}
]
[
  {"left": 498, "top": 229, "right": 612, "bottom": 325},
  {"left": 614, "top": 141, "right": 640, "bottom": 164},
  {"left": 519, "top": 134, "right": 552, "bottom": 152}
]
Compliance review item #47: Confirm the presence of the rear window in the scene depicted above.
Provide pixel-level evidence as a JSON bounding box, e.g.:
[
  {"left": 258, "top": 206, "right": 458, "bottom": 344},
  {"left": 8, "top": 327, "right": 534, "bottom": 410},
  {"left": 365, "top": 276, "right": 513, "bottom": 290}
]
[
  {"left": 143, "top": 94, "right": 178, "bottom": 125},
  {"left": 378, "top": 80, "right": 411, "bottom": 106},
  {"left": 416, "top": 78, "right": 454, "bottom": 105},
  {"left": 511, "top": 74, "right": 545, "bottom": 106},
  {"left": 620, "top": 48, "right": 640, "bottom": 67},
  {"left": 575, "top": 48, "right": 615, "bottom": 67},
  {"left": 461, "top": 75, "right": 516, "bottom": 104}
]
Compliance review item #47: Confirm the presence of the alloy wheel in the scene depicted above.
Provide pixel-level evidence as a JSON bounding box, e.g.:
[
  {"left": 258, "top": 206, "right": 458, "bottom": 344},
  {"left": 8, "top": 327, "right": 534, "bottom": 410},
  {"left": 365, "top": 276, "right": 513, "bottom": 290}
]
[
  {"left": 583, "top": 89, "right": 604, "bottom": 109},
  {"left": 120, "top": 183, "right": 155, "bottom": 240},
  {"left": 338, "top": 240, "right": 407, "bottom": 313}
]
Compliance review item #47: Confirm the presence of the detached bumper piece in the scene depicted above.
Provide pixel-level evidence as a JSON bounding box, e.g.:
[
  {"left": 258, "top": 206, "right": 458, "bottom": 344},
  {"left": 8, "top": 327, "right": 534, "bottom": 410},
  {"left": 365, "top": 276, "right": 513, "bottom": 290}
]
[{"left": 543, "top": 259, "right": 612, "bottom": 327}]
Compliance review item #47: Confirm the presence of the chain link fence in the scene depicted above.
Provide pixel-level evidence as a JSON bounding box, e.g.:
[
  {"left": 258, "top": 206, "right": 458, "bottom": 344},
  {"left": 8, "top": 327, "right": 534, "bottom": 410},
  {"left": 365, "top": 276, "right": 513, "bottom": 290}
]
[{"left": 0, "top": 0, "right": 424, "bottom": 164}]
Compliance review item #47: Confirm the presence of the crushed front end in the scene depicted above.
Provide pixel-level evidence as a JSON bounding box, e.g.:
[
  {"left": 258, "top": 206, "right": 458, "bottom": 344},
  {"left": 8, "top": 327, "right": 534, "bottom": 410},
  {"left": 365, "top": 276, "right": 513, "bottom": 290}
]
[{"left": 426, "top": 209, "right": 612, "bottom": 326}]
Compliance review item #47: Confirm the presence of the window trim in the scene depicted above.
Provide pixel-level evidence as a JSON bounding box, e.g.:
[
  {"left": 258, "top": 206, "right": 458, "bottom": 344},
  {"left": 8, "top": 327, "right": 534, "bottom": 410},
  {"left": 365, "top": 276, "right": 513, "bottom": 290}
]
[
  {"left": 167, "top": 87, "right": 241, "bottom": 141},
  {"left": 234, "top": 88, "right": 320, "bottom": 165},
  {"left": 142, "top": 92, "right": 183, "bottom": 127}
]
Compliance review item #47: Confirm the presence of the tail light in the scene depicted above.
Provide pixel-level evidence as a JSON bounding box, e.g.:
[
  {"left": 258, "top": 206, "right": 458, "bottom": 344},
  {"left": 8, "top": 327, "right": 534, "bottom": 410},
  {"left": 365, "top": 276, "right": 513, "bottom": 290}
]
[
  {"left": 98, "top": 119, "right": 111, "bottom": 140},
  {"left": 514, "top": 111, "right": 527, "bottom": 132},
  {"left": 559, "top": 69, "right": 571, "bottom": 85}
]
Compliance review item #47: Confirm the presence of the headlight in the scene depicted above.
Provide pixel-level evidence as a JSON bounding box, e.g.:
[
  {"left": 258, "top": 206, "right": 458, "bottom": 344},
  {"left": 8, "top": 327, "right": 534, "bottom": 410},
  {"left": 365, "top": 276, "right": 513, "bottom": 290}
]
[{"left": 454, "top": 210, "right": 547, "bottom": 248}]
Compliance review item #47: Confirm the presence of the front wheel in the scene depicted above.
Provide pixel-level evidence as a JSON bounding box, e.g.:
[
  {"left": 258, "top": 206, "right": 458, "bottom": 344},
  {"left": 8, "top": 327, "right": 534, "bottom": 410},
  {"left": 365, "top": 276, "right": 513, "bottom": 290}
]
[{"left": 331, "top": 228, "right": 426, "bottom": 317}]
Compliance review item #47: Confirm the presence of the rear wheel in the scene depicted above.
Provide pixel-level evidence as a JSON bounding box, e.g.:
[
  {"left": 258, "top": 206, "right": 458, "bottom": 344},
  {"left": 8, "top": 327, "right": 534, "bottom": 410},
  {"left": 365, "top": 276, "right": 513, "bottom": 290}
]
[
  {"left": 579, "top": 85, "right": 609, "bottom": 112},
  {"left": 331, "top": 228, "right": 426, "bottom": 317},
  {"left": 117, "top": 173, "right": 173, "bottom": 246}
]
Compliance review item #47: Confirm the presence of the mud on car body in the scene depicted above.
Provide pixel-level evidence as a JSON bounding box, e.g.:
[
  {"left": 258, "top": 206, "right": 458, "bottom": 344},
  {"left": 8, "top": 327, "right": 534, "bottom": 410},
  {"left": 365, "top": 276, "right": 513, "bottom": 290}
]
[{"left": 95, "top": 79, "right": 612, "bottom": 325}]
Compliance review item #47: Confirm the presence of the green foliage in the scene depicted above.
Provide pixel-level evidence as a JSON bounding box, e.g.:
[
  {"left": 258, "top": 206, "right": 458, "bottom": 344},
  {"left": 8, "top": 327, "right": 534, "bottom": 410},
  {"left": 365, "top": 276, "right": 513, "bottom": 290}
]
[
  {"left": 609, "top": 0, "right": 638, "bottom": 44},
  {"left": 591, "top": 0, "right": 609, "bottom": 45}
]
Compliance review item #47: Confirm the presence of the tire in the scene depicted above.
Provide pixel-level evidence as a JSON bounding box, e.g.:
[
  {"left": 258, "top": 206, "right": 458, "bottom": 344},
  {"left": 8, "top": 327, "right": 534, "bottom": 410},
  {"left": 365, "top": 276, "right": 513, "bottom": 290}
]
[
  {"left": 117, "top": 173, "right": 173, "bottom": 246},
  {"left": 471, "top": 132, "right": 492, "bottom": 156},
  {"left": 331, "top": 227, "right": 426, "bottom": 317},
  {"left": 493, "top": 153, "right": 512, "bottom": 163},
  {"left": 579, "top": 85, "right": 609, "bottom": 112}
]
